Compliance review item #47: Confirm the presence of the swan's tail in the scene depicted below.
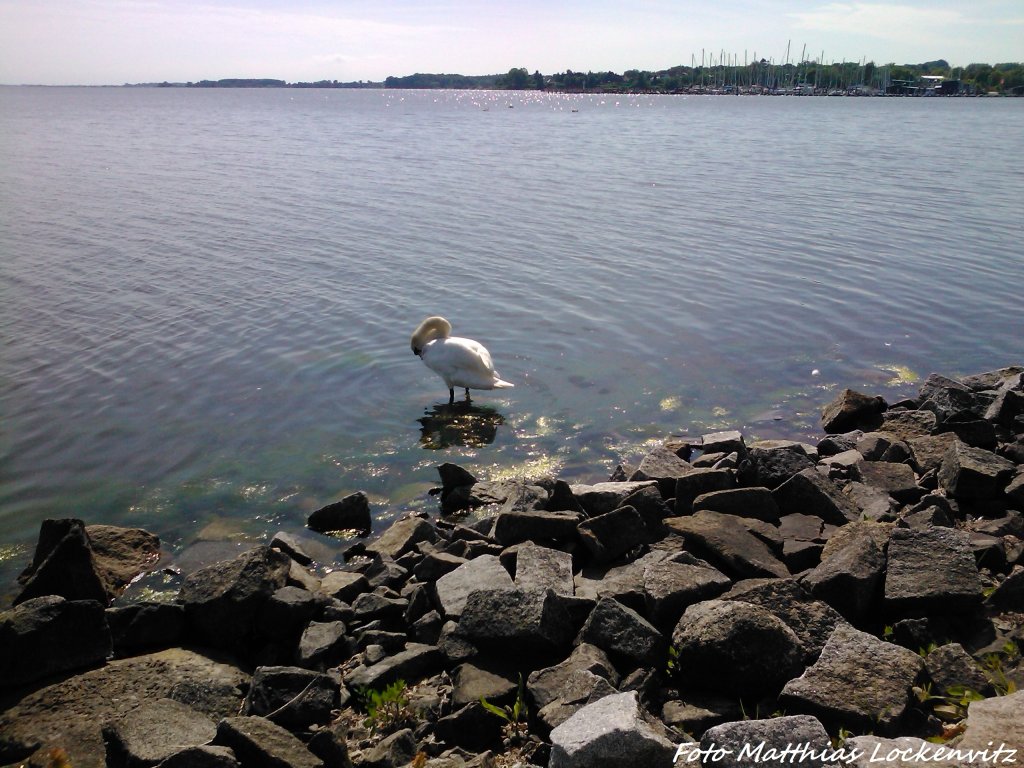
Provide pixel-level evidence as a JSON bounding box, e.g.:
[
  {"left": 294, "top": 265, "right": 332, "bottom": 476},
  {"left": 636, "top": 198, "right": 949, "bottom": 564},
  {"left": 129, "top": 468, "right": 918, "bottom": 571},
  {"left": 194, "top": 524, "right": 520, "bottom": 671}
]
[{"left": 493, "top": 378, "right": 514, "bottom": 389}]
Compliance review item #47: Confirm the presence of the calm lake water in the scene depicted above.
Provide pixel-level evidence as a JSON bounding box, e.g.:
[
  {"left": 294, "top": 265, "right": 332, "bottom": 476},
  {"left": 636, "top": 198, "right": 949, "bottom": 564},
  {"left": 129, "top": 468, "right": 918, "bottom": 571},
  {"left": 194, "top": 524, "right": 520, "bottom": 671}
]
[{"left": 1, "top": 87, "right": 1022, "bottom": 598}]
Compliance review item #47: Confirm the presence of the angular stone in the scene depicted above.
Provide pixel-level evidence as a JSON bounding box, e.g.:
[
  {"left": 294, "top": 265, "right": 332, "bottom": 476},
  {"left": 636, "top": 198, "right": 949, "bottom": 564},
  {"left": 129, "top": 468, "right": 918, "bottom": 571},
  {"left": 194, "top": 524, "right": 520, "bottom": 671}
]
[
  {"left": 641, "top": 553, "right": 731, "bottom": 631},
  {"left": 674, "top": 469, "right": 735, "bottom": 514},
  {"left": 549, "top": 692, "right": 676, "bottom": 768},
  {"left": 156, "top": 745, "right": 240, "bottom": 768},
  {"left": 858, "top": 461, "right": 921, "bottom": 503},
  {"left": 351, "top": 590, "right": 407, "bottom": 625},
  {"left": 665, "top": 510, "right": 789, "bottom": 579},
  {"left": 698, "top": 715, "right": 832, "bottom": 768},
  {"left": 103, "top": 698, "right": 217, "bottom": 768},
  {"left": 985, "top": 387, "right": 1024, "bottom": 427},
  {"left": 243, "top": 666, "right": 338, "bottom": 728},
  {"left": 918, "top": 373, "right": 979, "bottom": 422},
  {"left": 458, "top": 588, "right": 572, "bottom": 653},
  {"left": 772, "top": 469, "right": 859, "bottom": 526},
  {"left": 536, "top": 670, "right": 618, "bottom": 730},
  {"left": 491, "top": 510, "right": 582, "bottom": 546},
  {"left": 671, "top": 599, "right": 804, "bottom": 696},
  {"left": 780, "top": 624, "right": 925, "bottom": 733},
  {"left": 295, "top": 621, "right": 349, "bottom": 670},
  {"left": 434, "top": 554, "right": 515, "bottom": 618},
  {"left": 214, "top": 716, "right": 323, "bottom": 768},
  {"left": 939, "top": 418, "right": 999, "bottom": 451},
  {"left": 514, "top": 542, "right": 574, "bottom": 596},
  {"left": 0, "top": 596, "right": 111, "bottom": 687},
  {"left": 908, "top": 432, "right": 959, "bottom": 475},
  {"left": 692, "top": 487, "right": 780, "bottom": 523},
  {"left": 844, "top": 481, "right": 897, "bottom": 520},
  {"left": 938, "top": 441, "right": 1016, "bottom": 501},
  {"left": 257, "top": 586, "right": 317, "bottom": 642},
  {"left": 820, "top": 520, "right": 895, "bottom": 560},
  {"left": 720, "top": 578, "right": 848, "bottom": 660},
  {"left": 628, "top": 447, "right": 694, "bottom": 497},
  {"left": 577, "top": 506, "right": 646, "bottom": 564},
  {"left": 365, "top": 515, "right": 438, "bottom": 559},
  {"left": 270, "top": 531, "right": 315, "bottom": 566},
  {"left": 85, "top": 524, "right": 162, "bottom": 596},
  {"left": 778, "top": 514, "right": 825, "bottom": 542},
  {"left": 701, "top": 430, "right": 747, "bottom": 457},
  {"left": 106, "top": 601, "right": 185, "bottom": 655},
  {"left": 884, "top": 527, "right": 983, "bottom": 614},
  {"left": 739, "top": 445, "right": 816, "bottom": 490},
  {"left": 924, "top": 643, "right": 990, "bottom": 696},
  {"left": 878, "top": 409, "right": 937, "bottom": 441},
  {"left": 14, "top": 519, "right": 109, "bottom": 605},
  {"left": 961, "top": 366, "right": 1024, "bottom": 391},
  {"left": 412, "top": 550, "right": 467, "bottom": 582},
  {"left": 577, "top": 597, "right": 665, "bottom": 667},
  {"left": 803, "top": 534, "right": 885, "bottom": 621},
  {"left": 178, "top": 546, "right": 291, "bottom": 651},
  {"left": 951, "top": 689, "right": 1024, "bottom": 756},
  {"left": 569, "top": 481, "right": 658, "bottom": 517},
  {"left": 528, "top": 643, "right": 619, "bottom": 714},
  {"left": 307, "top": 492, "right": 371, "bottom": 535},
  {"left": 821, "top": 389, "right": 886, "bottom": 433},
  {"left": 359, "top": 728, "right": 415, "bottom": 768},
  {"left": 319, "top": 570, "right": 370, "bottom": 604},
  {"left": 344, "top": 643, "right": 442, "bottom": 690},
  {"left": 451, "top": 661, "right": 517, "bottom": 708},
  {"left": 986, "top": 565, "right": 1024, "bottom": 611}
]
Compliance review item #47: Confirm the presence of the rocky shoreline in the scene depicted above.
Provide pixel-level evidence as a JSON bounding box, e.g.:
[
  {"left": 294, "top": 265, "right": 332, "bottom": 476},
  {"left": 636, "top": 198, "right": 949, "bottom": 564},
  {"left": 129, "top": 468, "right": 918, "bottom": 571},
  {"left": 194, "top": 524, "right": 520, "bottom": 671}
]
[{"left": 2, "top": 365, "right": 1023, "bottom": 768}]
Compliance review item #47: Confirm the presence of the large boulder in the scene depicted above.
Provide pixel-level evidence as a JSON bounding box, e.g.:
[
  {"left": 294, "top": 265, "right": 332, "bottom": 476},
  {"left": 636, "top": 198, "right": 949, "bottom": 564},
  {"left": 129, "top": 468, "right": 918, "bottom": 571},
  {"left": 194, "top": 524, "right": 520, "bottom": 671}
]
[
  {"left": 102, "top": 698, "right": 218, "bottom": 768},
  {"left": 665, "top": 511, "right": 789, "bottom": 579},
  {"left": 674, "top": 469, "right": 735, "bottom": 514},
  {"left": 364, "top": 515, "right": 438, "bottom": 559},
  {"left": 692, "top": 487, "right": 780, "bottom": 523},
  {"left": 0, "top": 596, "right": 111, "bottom": 688},
  {"left": 457, "top": 588, "right": 573, "bottom": 654},
  {"left": 513, "top": 542, "right": 574, "bottom": 596},
  {"left": 177, "top": 546, "right": 291, "bottom": 652},
  {"left": 569, "top": 481, "right": 659, "bottom": 517},
  {"left": 243, "top": 666, "right": 339, "bottom": 728},
  {"left": 629, "top": 447, "right": 694, "bottom": 498},
  {"left": 577, "top": 506, "right": 647, "bottom": 563},
  {"left": 821, "top": 389, "right": 886, "bottom": 433},
  {"left": 671, "top": 599, "right": 804, "bottom": 696},
  {"left": 306, "top": 492, "right": 371, "bottom": 535},
  {"left": 641, "top": 552, "right": 731, "bottom": 631},
  {"left": 772, "top": 469, "right": 859, "bottom": 526},
  {"left": 698, "top": 715, "right": 833, "bottom": 768},
  {"left": 434, "top": 554, "right": 515, "bottom": 618},
  {"left": 528, "top": 644, "right": 620, "bottom": 729},
  {"left": 343, "top": 643, "right": 442, "bottom": 691},
  {"left": 883, "top": 527, "right": 983, "bottom": 614},
  {"left": 549, "top": 692, "right": 676, "bottom": 768},
  {"left": 214, "top": 716, "right": 323, "bottom": 768},
  {"left": 938, "top": 441, "right": 1016, "bottom": 501},
  {"left": 780, "top": 624, "right": 924, "bottom": 733},
  {"left": 802, "top": 533, "right": 886, "bottom": 621},
  {"left": 577, "top": 597, "right": 666, "bottom": 667}
]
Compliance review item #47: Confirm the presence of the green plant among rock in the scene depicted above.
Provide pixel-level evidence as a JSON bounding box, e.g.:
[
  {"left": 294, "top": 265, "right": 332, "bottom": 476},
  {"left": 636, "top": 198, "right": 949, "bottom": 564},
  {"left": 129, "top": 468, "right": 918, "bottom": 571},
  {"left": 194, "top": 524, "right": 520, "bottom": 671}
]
[
  {"left": 481, "top": 674, "right": 532, "bottom": 757},
  {"left": 358, "top": 679, "right": 416, "bottom": 735},
  {"left": 981, "top": 640, "right": 1020, "bottom": 695}
]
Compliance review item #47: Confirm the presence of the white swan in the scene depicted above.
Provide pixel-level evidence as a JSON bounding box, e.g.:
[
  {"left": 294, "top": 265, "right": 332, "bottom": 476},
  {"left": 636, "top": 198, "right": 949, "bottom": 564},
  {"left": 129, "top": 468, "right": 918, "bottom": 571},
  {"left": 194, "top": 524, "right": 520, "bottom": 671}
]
[{"left": 411, "top": 316, "right": 513, "bottom": 404}]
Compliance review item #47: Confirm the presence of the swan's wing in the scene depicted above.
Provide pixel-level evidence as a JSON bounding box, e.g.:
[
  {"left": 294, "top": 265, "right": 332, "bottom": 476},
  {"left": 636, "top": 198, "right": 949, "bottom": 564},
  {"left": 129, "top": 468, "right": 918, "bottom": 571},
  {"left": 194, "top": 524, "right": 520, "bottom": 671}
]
[{"left": 423, "top": 337, "right": 502, "bottom": 389}]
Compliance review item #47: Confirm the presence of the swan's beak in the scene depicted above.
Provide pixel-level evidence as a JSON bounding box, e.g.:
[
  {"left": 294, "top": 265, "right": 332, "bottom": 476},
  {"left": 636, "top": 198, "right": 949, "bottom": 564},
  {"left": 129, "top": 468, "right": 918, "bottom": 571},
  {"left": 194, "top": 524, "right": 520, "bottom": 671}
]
[{"left": 412, "top": 347, "right": 421, "bottom": 357}]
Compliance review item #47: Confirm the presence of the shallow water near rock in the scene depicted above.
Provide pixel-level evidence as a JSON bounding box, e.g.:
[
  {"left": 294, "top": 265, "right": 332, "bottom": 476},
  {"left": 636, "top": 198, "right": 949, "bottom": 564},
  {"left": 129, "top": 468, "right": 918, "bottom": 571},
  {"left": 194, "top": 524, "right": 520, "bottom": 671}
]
[{"left": 1, "top": 87, "right": 1022, "bottom": 597}]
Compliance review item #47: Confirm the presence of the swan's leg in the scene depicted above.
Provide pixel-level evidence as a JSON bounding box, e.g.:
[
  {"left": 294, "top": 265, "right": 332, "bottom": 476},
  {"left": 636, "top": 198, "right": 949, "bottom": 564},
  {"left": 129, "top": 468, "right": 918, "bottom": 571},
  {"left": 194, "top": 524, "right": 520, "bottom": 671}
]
[
  {"left": 464, "top": 388, "right": 472, "bottom": 403},
  {"left": 448, "top": 387, "right": 455, "bottom": 405}
]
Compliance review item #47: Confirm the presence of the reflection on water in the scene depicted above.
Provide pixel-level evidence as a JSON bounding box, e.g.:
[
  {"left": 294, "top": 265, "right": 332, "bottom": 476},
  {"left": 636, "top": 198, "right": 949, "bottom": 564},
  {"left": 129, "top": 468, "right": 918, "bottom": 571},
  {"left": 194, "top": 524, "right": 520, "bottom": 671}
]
[{"left": 418, "top": 403, "right": 506, "bottom": 449}]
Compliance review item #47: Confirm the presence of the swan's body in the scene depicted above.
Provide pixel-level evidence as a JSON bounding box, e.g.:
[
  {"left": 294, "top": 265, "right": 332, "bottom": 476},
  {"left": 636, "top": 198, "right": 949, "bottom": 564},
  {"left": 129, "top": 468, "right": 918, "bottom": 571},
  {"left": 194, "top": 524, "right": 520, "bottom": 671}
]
[{"left": 411, "top": 316, "right": 513, "bottom": 403}]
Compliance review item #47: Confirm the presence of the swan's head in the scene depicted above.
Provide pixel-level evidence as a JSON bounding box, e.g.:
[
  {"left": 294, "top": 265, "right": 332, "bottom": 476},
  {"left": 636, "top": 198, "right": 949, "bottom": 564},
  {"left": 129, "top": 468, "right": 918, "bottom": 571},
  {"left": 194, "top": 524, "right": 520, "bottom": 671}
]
[{"left": 411, "top": 316, "right": 452, "bottom": 356}]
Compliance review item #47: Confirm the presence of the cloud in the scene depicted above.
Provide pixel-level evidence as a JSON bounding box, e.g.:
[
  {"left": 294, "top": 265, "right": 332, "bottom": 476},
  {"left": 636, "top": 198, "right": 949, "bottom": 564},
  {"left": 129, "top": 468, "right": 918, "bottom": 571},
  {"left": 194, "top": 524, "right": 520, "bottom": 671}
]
[{"left": 790, "top": 3, "right": 963, "bottom": 40}]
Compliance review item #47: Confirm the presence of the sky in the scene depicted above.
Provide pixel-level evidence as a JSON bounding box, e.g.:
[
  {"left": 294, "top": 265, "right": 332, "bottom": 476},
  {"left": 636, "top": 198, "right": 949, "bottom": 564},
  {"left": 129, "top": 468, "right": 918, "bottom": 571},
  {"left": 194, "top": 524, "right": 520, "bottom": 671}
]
[{"left": 0, "top": 0, "right": 1021, "bottom": 86}]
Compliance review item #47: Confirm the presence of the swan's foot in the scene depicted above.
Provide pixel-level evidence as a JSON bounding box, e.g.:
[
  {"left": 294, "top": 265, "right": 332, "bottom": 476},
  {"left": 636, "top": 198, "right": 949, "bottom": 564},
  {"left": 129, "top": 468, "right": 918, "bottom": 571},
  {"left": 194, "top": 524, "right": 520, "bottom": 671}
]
[
  {"left": 464, "top": 388, "right": 472, "bottom": 403},
  {"left": 448, "top": 388, "right": 455, "bottom": 405}
]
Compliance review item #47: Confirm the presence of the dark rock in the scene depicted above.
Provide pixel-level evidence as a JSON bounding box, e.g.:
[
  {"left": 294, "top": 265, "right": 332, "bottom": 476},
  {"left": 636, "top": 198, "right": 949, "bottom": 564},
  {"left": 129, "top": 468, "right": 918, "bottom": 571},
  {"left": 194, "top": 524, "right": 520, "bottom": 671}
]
[
  {"left": 458, "top": 588, "right": 572, "bottom": 654},
  {"left": 720, "top": 578, "right": 848, "bottom": 661},
  {"left": 802, "top": 533, "right": 885, "bottom": 621},
  {"left": 528, "top": 643, "right": 620, "bottom": 729},
  {"left": 431, "top": 703, "right": 503, "bottom": 753},
  {"left": 569, "top": 481, "right": 658, "bottom": 517},
  {"left": 344, "top": 643, "right": 443, "bottom": 690},
  {"left": 938, "top": 441, "right": 1016, "bottom": 501},
  {"left": 986, "top": 565, "right": 1024, "bottom": 611},
  {"left": 938, "top": 419, "right": 998, "bottom": 451},
  {"left": 156, "top": 745, "right": 240, "bottom": 768},
  {"left": 307, "top": 492, "right": 372, "bottom": 535},
  {"left": 305, "top": 724, "right": 352, "bottom": 768},
  {"left": 534, "top": 669, "right": 618, "bottom": 730},
  {"left": 243, "top": 666, "right": 338, "bottom": 728},
  {"left": 412, "top": 610, "right": 443, "bottom": 645},
  {"left": 85, "top": 524, "right": 161, "bottom": 596},
  {"left": 257, "top": 586, "right": 317, "bottom": 642},
  {"left": 878, "top": 409, "right": 937, "bottom": 441},
  {"left": 491, "top": 510, "right": 582, "bottom": 546},
  {"left": 699, "top": 715, "right": 832, "bottom": 768},
  {"left": 641, "top": 552, "right": 731, "bottom": 631},
  {"left": 0, "top": 596, "right": 111, "bottom": 687},
  {"left": 269, "top": 532, "right": 315, "bottom": 566},
  {"left": 671, "top": 599, "right": 804, "bottom": 696},
  {"left": 857, "top": 461, "right": 922, "bottom": 503},
  {"left": 665, "top": 510, "right": 790, "bottom": 579},
  {"left": 1005, "top": 474, "right": 1024, "bottom": 508},
  {"left": 413, "top": 551, "right": 467, "bottom": 582},
  {"left": 620, "top": 485, "right": 672, "bottom": 533},
  {"left": 451, "top": 661, "right": 517, "bottom": 708},
  {"left": 918, "top": 373, "right": 980, "bottom": 422},
  {"left": 106, "top": 601, "right": 185, "bottom": 655},
  {"left": 692, "top": 487, "right": 780, "bottom": 523},
  {"left": 359, "top": 728, "right": 415, "bottom": 768},
  {"left": 434, "top": 554, "right": 515, "bottom": 618},
  {"left": 214, "top": 716, "right": 323, "bottom": 768},
  {"left": 739, "top": 445, "right": 816, "bottom": 490},
  {"left": 177, "top": 546, "right": 290, "bottom": 651},
  {"left": 969, "top": 532, "right": 1007, "bottom": 571},
  {"left": 628, "top": 447, "right": 695, "bottom": 498},
  {"left": 438, "top": 462, "right": 477, "bottom": 491},
  {"left": 902, "top": 505, "right": 953, "bottom": 529},
  {"left": 365, "top": 515, "right": 439, "bottom": 559},
  {"left": 780, "top": 623, "right": 924, "bottom": 733},
  {"left": 548, "top": 691, "right": 676, "bottom": 768},
  {"left": 817, "top": 431, "right": 862, "bottom": 457},
  {"left": 577, "top": 597, "right": 666, "bottom": 667},
  {"left": 985, "top": 388, "right": 1024, "bottom": 428},
  {"left": 354, "top": 629, "right": 406, "bottom": 654},
  {"left": 319, "top": 570, "right": 370, "bottom": 604},
  {"left": 783, "top": 539, "right": 824, "bottom": 572},
  {"left": 660, "top": 696, "right": 741, "bottom": 736},
  {"left": 961, "top": 366, "right": 1023, "bottom": 391},
  {"left": 701, "top": 430, "right": 747, "bottom": 458},
  {"left": 908, "top": 433, "right": 959, "bottom": 475},
  {"left": 577, "top": 506, "right": 647, "bottom": 563},
  {"left": 351, "top": 591, "right": 408, "bottom": 625},
  {"left": 778, "top": 513, "right": 825, "bottom": 542},
  {"left": 772, "top": 469, "right": 859, "bottom": 526},
  {"left": 514, "top": 541, "right": 574, "bottom": 596},
  {"left": 103, "top": 697, "right": 217, "bottom": 768},
  {"left": 821, "top": 389, "right": 886, "bottom": 433},
  {"left": 883, "top": 527, "right": 983, "bottom": 614},
  {"left": 856, "top": 431, "right": 909, "bottom": 462},
  {"left": 295, "top": 621, "right": 349, "bottom": 670},
  {"left": 14, "top": 519, "right": 109, "bottom": 605},
  {"left": 924, "top": 643, "right": 991, "bottom": 696},
  {"left": 674, "top": 469, "right": 735, "bottom": 514}
]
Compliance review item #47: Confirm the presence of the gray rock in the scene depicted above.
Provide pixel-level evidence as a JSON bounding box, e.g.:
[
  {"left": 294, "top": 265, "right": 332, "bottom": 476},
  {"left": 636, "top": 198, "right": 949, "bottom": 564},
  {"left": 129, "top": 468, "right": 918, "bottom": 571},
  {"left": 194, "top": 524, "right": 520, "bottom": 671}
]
[
  {"left": 674, "top": 469, "right": 735, "bottom": 514},
  {"left": 720, "top": 578, "right": 848, "bottom": 660},
  {"left": 536, "top": 670, "right": 619, "bottom": 729},
  {"left": 1007, "top": 473, "right": 1024, "bottom": 507},
  {"left": 458, "top": 588, "right": 573, "bottom": 654},
  {"left": 698, "top": 715, "right": 832, "bottom": 768},
  {"left": 156, "top": 745, "right": 240, "bottom": 768},
  {"left": 308, "top": 492, "right": 371, "bottom": 535},
  {"left": 858, "top": 461, "right": 921, "bottom": 503},
  {"left": 778, "top": 514, "right": 825, "bottom": 542},
  {"left": 878, "top": 409, "right": 937, "bottom": 441},
  {"left": 103, "top": 698, "right": 217, "bottom": 768},
  {"left": 924, "top": 643, "right": 990, "bottom": 697},
  {"left": 577, "top": 597, "right": 666, "bottom": 667},
  {"left": 844, "top": 481, "right": 898, "bottom": 519},
  {"left": 919, "top": 373, "right": 980, "bottom": 422},
  {"left": 577, "top": 506, "right": 647, "bottom": 563},
  {"left": 641, "top": 553, "right": 731, "bottom": 631},
  {"left": 305, "top": 724, "right": 352, "bottom": 768},
  {"left": 0, "top": 596, "right": 111, "bottom": 687},
  {"left": 412, "top": 551, "right": 467, "bottom": 582},
  {"left": 359, "top": 728, "right": 416, "bottom": 768},
  {"left": 451, "top": 661, "right": 517, "bottom": 708},
  {"left": 821, "top": 389, "right": 887, "bottom": 433},
  {"left": 772, "top": 469, "right": 859, "bottom": 526},
  {"left": 214, "top": 716, "right": 323, "bottom": 768},
  {"left": 434, "top": 554, "right": 515, "bottom": 618},
  {"left": 961, "top": 365, "right": 1023, "bottom": 391},
  {"left": 665, "top": 510, "right": 790, "bottom": 579},
  {"left": 938, "top": 441, "right": 1016, "bottom": 501},
  {"left": 817, "top": 431, "right": 862, "bottom": 457},
  {"left": 938, "top": 419, "right": 999, "bottom": 451},
  {"left": 365, "top": 515, "right": 438, "bottom": 559},
  {"left": 949, "top": 688, "right": 1024, "bottom": 759},
  {"left": 319, "top": 570, "right": 370, "bottom": 604},
  {"left": 431, "top": 703, "right": 503, "bottom": 753},
  {"left": 528, "top": 643, "right": 619, "bottom": 712},
  {"left": 344, "top": 643, "right": 442, "bottom": 691},
  {"left": 803, "top": 533, "right": 886, "bottom": 621},
  {"left": 620, "top": 484, "right": 672, "bottom": 532},
  {"left": 14, "top": 519, "right": 109, "bottom": 605},
  {"left": 701, "top": 431, "right": 747, "bottom": 458},
  {"left": 514, "top": 542, "right": 574, "bottom": 596},
  {"left": 985, "top": 387, "right": 1024, "bottom": 428},
  {"left": 243, "top": 666, "right": 338, "bottom": 728},
  {"left": 569, "top": 481, "right": 659, "bottom": 517},
  {"left": 107, "top": 601, "right": 186, "bottom": 655},
  {"left": 629, "top": 447, "right": 695, "bottom": 497},
  {"left": 178, "top": 546, "right": 291, "bottom": 651},
  {"left": 692, "top": 487, "right": 780, "bottom": 523},
  {"left": 491, "top": 510, "right": 582, "bottom": 546},
  {"left": 740, "top": 444, "right": 816, "bottom": 490},
  {"left": 671, "top": 599, "right": 804, "bottom": 696},
  {"left": 908, "top": 432, "right": 960, "bottom": 475},
  {"left": 270, "top": 531, "right": 315, "bottom": 566},
  {"left": 351, "top": 591, "right": 408, "bottom": 625},
  {"left": 549, "top": 691, "right": 676, "bottom": 768},
  {"left": 986, "top": 565, "right": 1024, "bottom": 611},
  {"left": 295, "top": 621, "right": 350, "bottom": 670},
  {"left": 780, "top": 623, "right": 924, "bottom": 732},
  {"left": 884, "top": 527, "right": 983, "bottom": 614},
  {"left": 257, "top": 586, "right": 317, "bottom": 642}
]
